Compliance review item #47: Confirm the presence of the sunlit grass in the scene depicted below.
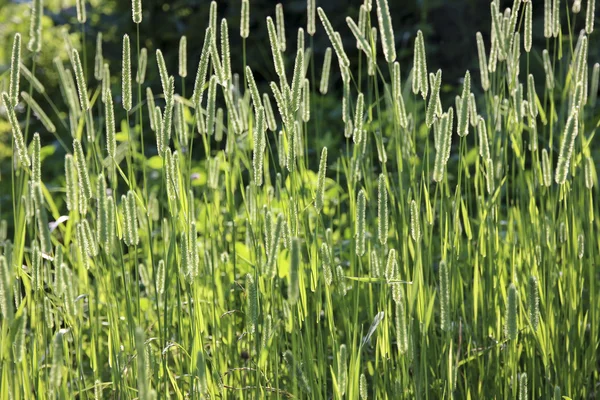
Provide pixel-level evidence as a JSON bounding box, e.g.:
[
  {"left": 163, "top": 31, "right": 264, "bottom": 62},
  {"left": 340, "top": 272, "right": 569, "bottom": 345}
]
[{"left": 0, "top": 0, "right": 599, "bottom": 398}]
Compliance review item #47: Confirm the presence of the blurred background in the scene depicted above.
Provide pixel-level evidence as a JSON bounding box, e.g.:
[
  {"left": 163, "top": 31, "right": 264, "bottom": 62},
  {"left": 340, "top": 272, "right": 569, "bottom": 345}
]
[
  {"left": 0, "top": 0, "right": 499, "bottom": 104},
  {"left": 0, "top": 0, "right": 597, "bottom": 189}
]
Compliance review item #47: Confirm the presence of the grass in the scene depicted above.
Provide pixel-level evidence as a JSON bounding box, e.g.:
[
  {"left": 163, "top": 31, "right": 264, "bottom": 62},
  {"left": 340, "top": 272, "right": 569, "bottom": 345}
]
[{"left": 0, "top": 0, "right": 599, "bottom": 398}]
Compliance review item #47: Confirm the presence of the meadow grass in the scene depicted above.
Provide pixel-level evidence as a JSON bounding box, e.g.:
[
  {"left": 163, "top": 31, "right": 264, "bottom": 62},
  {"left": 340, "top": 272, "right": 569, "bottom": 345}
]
[{"left": 0, "top": 0, "right": 599, "bottom": 398}]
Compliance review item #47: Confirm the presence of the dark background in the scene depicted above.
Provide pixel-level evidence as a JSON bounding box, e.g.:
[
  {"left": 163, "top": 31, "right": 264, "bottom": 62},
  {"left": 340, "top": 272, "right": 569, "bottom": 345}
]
[
  {"left": 102, "top": 0, "right": 495, "bottom": 94},
  {"left": 0, "top": 0, "right": 523, "bottom": 110},
  {"left": 0, "top": 0, "right": 597, "bottom": 192},
  {"left": 2, "top": 0, "right": 592, "bottom": 132}
]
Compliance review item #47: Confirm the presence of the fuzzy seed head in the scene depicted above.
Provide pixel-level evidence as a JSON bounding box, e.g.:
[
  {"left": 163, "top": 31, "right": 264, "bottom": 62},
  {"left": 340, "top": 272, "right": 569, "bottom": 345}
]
[
  {"left": 426, "top": 69, "right": 442, "bottom": 128},
  {"left": 192, "top": 28, "right": 212, "bottom": 108},
  {"left": 347, "top": 16, "right": 372, "bottom": 61},
  {"left": 476, "top": 32, "right": 490, "bottom": 91},
  {"left": 275, "top": 3, "right": 286, "bottom": 52},
  {"left": 0, "top": 255, "right": 12, "bottom": 319},
  {"left": 317, "top": 8, "right": 350, "bottom": 68},
  {"left": 220, "top": 19, "right": 232, "bottom": 82},
  {"left": 246, "top": 273, "right": 258, "bottom": 332},
  {"left": 31, "top": 241, "right": 42, "bottom": 292},
  {"left": 524, "top": 1, "right": 532, "bottom": 52},
  {"left": 241, "top": 0, "right": 250, "bottom": 38},
  {"left": 178, "top": 36, "right": 187, "bottom": 78},
  {"left": 385, "top": 248, "right": 397, "bottom": 282},
  {"left": 542, "top": 0, "right": 552, "bottom": 37},
  {"left": 302, "top": 78, "right": 311, "bottom": 122},
  {"left": 439, "top": 260, "right": 451, "bottom": 331},
  {"left": 555, "top": 109, "right": 579, "bottom": 184},
  {"left": 528, "top": 276, "right": 539, "bottom": 331},
  {"left": 315, "top": 147, "right": 328, "bottom": 213},
  {"left": 417, "top": 31, "right": 428, "bottom": 98},
  {"left": 71, "top": 49, "right": 90, "bottom": 111},
  {"left": 356, "top": 190, "right": 367, "bottom": 256},
  {"left": 506, "top": 283, "right": 519, "bottom": 340},
  {"left": 121, "top": 35, "right": 132, "bottom": 111},
  {"left": 375, "top": 0, "right": 396, "bottom": 63},
  {"left": 320, "top": 47, "right": 333, "bottom": 95},
  {"left": 307, "top": 0, "right": 316, "bottom": 36},
  {"left": 132, "top": 0, "right": 142, "bottom": 23},
  {"left": 433, "top": 111, "right": 450, "bottom": 182},
  {"left": 584, "top": 156, "right": 594, "bottom": 189},
  {"left": 49, "top": 332, "right": 63, "bottom": 395},
  {"left": 586, "top": 0, "right": 596, "bottom": 33},
  {"left": 457, "top": 71, "right": 471, "bottom": 136},
  {"left": 289, "top": 237, "right": 300, "bottom": 304},
  {"left": 360, "top": 374, "right": 368, "bottom": 399},
  {"left": 9, "top": 34, "right": 21, "bottom": 107},
  {"left": 64, "top": 155, "right": 77, "bottom": 212},
  {"left": 552, "top": 0, "right": 560, "bottom": 37},
  {"left": 28, "top": 0, "right": 43, "bottom": 53},
  {"left": 519, "top": 373, "right": 528, "bottom": 400},
  {"left": 73, "top": 139, "right": 92, "bottom": 200},
  {"left": 267, "top": 17, "right": 287, "bottom": 79},
  {"left": 31, "top": 133, "right": 41, "bottom": 183},
  {"left": 338, "top": 344, "right": 348, "bottom": 395},
  {"left": 542, "top": 50, "right": 555, "bottom": 90},
  {"left": 410, "top": 199, "right": 421, "bottom": 242},
  {"left": 93, "top": 33, "right": 103, "bottom": 81},
  {"left": 76, "top": 0, "right": 86, "bottom": 23},
  {"left": 578, "top": 233, "right": 585, "bottom": 259},
  {"left": 353, "top": 93, "right": 365, "bottom": 144},
  {"left": 291, "top": 48, "right": 305, "bottom": 112}
]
